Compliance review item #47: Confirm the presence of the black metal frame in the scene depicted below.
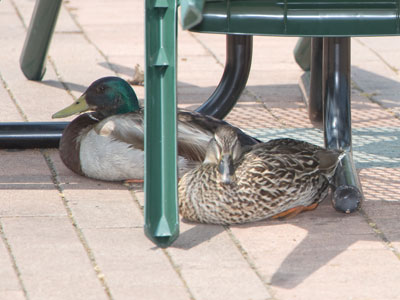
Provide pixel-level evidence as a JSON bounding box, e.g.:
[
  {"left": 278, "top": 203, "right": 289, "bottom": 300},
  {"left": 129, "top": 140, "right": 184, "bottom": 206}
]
[
  {"left": 308, "top": 37, "right": 362, "bottom": 212},
  {"left": 196, "top": 35, "right": 253, "bottom": 119},
  {"left": 0, "top": 122, "right": 68, "bottom": 149},
  {"left": 308, "top": 38, "right": 323, "bottom": 123}
]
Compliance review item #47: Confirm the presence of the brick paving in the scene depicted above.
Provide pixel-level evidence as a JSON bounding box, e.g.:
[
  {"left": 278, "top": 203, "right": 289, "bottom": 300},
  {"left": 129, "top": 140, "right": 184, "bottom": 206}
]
[{"left": 1, "top": 0, "right": 400, "bottom": 299}]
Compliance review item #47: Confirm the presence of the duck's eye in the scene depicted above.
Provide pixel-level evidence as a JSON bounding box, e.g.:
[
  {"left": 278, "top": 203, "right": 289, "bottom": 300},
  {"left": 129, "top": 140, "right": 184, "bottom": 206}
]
[
  {"left": 96, "top": 85, "right": 106, "bottom": 93},
  {"left": 115, "top": 95, "right": 123, "bottom": 105}
]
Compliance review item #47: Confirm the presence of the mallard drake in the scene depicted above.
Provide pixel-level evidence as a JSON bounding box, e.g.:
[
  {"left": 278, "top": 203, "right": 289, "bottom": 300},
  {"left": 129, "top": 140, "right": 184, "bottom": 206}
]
[
  {"left": 52, "top": 77, "right": 259, "bottom": 181},
  {"left": 178, "top": 125, "right": 344, "bottom": 224}
]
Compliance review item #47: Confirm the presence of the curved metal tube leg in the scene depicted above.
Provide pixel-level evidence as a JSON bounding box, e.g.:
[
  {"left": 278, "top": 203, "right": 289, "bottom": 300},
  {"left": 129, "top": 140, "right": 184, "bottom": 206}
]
[
  {"left": 308, "top": 37, "right": 323, "bottom": 123},
  {"left": 196, "top": 34, "right": 253, "bottom": 119},
  {"left": 20, "top": 0, "right": 62, "bottom": 81},
  {"left": 323, "top": 37, "right": 363, "bottom": 213},
  {"left": 293, "top": 37, "right": 311, "bottom": 72}
]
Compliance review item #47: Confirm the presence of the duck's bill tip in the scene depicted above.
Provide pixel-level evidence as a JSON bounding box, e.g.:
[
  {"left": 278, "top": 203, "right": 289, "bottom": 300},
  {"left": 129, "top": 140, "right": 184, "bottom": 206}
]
[{"left": 52, "top": 95, "right": 90, "bottom": 119}]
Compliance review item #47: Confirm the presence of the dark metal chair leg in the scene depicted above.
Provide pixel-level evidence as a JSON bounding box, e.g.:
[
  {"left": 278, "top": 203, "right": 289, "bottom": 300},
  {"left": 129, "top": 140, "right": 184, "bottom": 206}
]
[
  {"left": 196, "top": 34, "right": 252, "bottom": 119},
  {"left": 20, "top": 0, "right": 62, "bottom": 80},
  {"left": 323, "top": 37, "right": 363, "bottom": 213},
  {"left": 293, "top": 37, "right": 311, "bottom": 72},
  {"left": 308, "top": 37, "right": 323, "bottom": 123}
]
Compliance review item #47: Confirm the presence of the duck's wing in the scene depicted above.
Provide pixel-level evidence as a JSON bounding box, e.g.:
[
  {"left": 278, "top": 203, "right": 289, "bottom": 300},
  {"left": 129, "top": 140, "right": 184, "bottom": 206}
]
[
  {"left": 92, "top": 110, "right": 261, "bottom": 162},
  {"left": 252, "top": 138, "right": 343, "bottom": 177},
  {"left": 177, "top": 110, "right": 261, "bottom": 161},
  {"left": 176, "top": 111, "right": 221, "bottom": 161},
  {"left": 93, "top": 113, "right": 145, "bottom": 151},
  {"left": 259, "top": 138, "right": 323, "bottom": 152},
  {"left": 178, "top": 110, "right": 261, "bottom": 146}
]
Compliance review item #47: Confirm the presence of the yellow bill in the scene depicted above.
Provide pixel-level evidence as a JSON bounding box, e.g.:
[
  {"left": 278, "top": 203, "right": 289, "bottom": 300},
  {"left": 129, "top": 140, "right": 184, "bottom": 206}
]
[{"left": 52, "top": 94, "right": 90, "bottom": 118}]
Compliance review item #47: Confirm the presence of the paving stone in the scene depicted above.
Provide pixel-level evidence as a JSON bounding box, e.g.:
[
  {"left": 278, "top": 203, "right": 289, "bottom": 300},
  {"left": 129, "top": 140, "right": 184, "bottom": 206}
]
[
  {"left": 134, "top": 191, "right": 272, "bottom": 300},
  {"left": 0, "top": 85, "right": 23, "bottom": 122},
  {"left": 82, "top": 227, "right": 190, "bottom": 300},
  {"left": 170, "top": 222, "right": 273, "bottom": 300},
  {"left": 45, "top": 151, "right": 144, "bottom": 229},
  {"left": 230, "top": 201, "right": 400, "bottom": 300},
  {"left": 49, "top": 33, "right": 113, "bottom": 97},
  {"left": 2, "top": 217, "right": 109, "bottom": 300},
  {"left": 0, "top": 291, "right": 26, "bottom": 300},
  {"left": 0, "top": 233, "right": 23, "bottom": 298}
]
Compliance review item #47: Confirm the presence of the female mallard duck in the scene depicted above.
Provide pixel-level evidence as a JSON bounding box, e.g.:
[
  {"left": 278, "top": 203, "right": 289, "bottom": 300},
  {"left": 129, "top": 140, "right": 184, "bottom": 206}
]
[
  {"left": 52, "top": 77, "right": 259, "bottom": 181},
  {"left": 178, "top": 125, "right": 344, "bottom": 224}
]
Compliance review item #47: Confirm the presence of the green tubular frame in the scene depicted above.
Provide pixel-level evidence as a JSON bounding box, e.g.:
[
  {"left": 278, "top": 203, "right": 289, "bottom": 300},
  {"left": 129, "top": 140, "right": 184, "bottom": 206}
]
[
  {"left": 186, "top": 0, "right": 400, "bottom": 36},
  {"left": 144, "top": 0, "right": 179, "bottom": 248}
]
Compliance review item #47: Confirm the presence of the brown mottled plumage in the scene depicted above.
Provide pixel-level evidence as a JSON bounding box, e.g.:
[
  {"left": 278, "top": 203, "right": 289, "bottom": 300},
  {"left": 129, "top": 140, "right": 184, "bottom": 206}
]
[{"left": 179, "top": 125, "right": 344, "bottom": 224}]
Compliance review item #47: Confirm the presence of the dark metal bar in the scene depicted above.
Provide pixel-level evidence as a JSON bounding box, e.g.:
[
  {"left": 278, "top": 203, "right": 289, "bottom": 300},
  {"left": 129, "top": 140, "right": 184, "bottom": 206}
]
[
  {"left": 308, "top": 37, "right": 323, "bottom": 123},
  {"left": 0, "top": 122, "right": 68, "bottom": 149},
  {"left": 323, "top": 37, "right": 363, "bottom": 213},
  {"left": 293, "top": 37, "right": 311, "bottom": 72},
  {"left": 20, "top": 0, "right": 62, "bottom": 80},
  {"left": 196, "top": 34, "right": 253, "bottom": 119}
]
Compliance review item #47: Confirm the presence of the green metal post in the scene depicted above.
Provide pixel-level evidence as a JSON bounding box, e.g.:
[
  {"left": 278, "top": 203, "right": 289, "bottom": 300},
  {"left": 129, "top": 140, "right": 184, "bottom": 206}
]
[
  {"left": 144, "top": 0, "right": 179, "bottom": 248},
  {"left": 20, "top": 0, "right": 62, "bottom": 80}
]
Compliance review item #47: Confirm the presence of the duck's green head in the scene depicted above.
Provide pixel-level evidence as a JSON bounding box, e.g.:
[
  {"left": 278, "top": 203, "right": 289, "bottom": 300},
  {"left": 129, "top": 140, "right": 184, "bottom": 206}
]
[
  {"left": 52, "top": 76, "right": 140, "bottom": 119},
  {"left": 204, "top": 125, "right": 243, "bottom": 184}
]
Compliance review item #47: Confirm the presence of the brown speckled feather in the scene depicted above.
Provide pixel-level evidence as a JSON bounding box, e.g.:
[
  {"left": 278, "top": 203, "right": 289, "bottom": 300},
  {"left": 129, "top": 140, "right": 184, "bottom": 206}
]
[
  {"left": 179, "top": 134, "right": 343, "bottom": 225},
  {"left": 176, "top": 110, "right": 260, "bottom": 161}
]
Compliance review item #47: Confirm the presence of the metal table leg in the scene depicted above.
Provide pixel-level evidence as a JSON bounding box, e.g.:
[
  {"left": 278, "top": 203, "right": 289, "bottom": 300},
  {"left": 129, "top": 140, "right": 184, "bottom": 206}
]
[
  {"left": 144, "top": 0, "right": 179, "bottom": 248},
  {"left": 308, "top": 37, "right": 323, "bottom": 123},
  {"left": 0, "top": 122, "right": 68, "bottom": 149},
  {"left": 20, "top": 0, "right": 62, "bottom": 81},
  {"left": 293, "top": 37, "right": 311, "bottom": 72},
  {"left": 323, "top": 37, "right": 363, "bottom": 213},
  {"left": 196, "top": 34, "right": 252, "bottom": 119}
]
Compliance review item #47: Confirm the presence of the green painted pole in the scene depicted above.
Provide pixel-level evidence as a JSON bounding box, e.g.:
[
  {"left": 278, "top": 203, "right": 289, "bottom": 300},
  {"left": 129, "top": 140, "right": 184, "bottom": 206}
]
[
  {"left": 20, "top": 0, "right": 62, "bottom": 80},
  {"left": 144, "top": 0, "right": 179, "bottom": 248}
]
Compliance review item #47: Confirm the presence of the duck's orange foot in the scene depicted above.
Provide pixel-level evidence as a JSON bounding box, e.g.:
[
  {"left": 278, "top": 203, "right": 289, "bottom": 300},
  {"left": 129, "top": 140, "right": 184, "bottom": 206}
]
[
  {"left": 272, "top": 202, "right": 319, "bottom": 219},
  {"left": 124, "top": 179, "right": 144, "bottom": 184}
]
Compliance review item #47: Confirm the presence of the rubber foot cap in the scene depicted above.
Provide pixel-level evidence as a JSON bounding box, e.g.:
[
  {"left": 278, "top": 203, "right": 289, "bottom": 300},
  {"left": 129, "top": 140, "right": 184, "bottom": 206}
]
[{"left": 332, "top": 185, "right": 362, "bottom": 213}]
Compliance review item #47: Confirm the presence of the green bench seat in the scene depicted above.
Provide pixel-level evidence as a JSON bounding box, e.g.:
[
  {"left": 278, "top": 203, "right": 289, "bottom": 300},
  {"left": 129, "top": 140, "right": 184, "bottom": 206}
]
[{"left": 183, "top": 0, "right": 400, "bottom": 36}]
